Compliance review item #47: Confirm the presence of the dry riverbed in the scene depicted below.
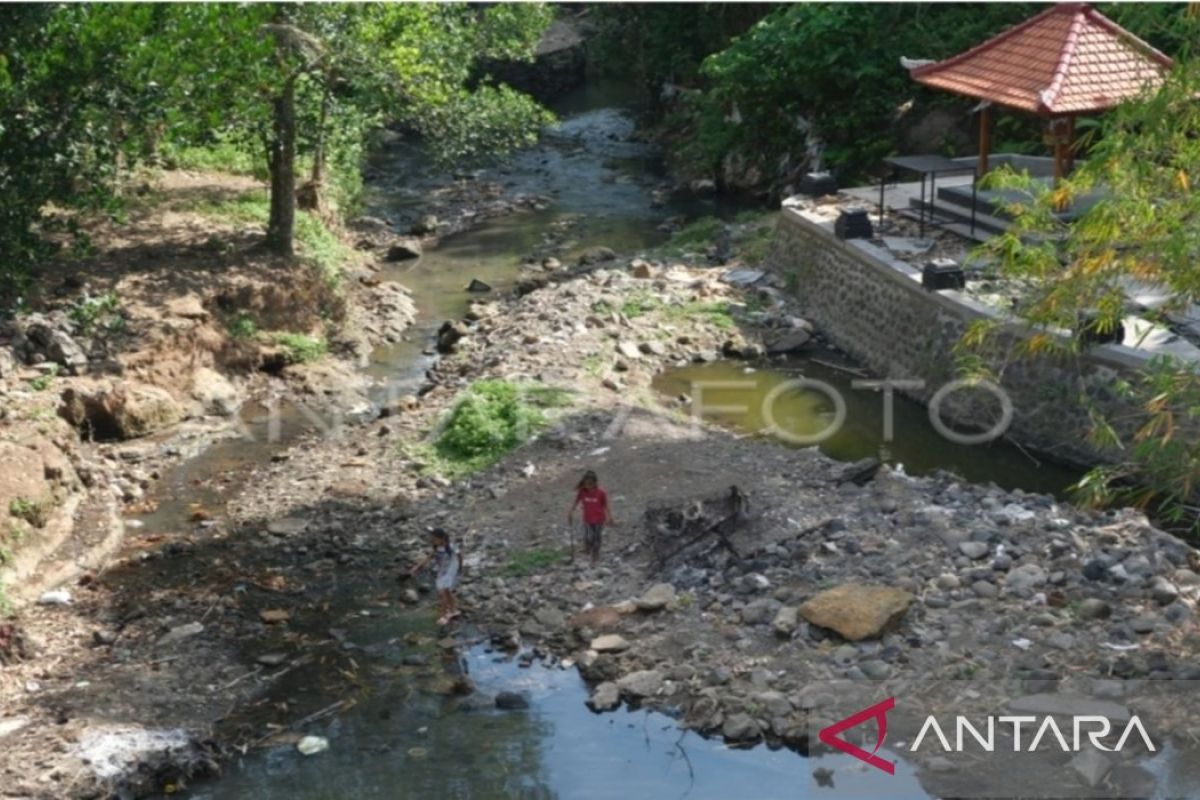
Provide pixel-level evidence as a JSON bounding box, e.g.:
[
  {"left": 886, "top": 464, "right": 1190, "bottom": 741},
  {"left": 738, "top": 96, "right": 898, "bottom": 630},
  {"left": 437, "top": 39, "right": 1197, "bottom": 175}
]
[{"left": 4, "top": 242, "right": 1199, "bottom": 798}]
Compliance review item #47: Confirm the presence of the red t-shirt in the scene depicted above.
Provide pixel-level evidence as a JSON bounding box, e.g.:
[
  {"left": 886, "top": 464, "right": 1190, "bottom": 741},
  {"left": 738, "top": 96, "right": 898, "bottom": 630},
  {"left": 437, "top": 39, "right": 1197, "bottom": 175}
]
[{"left": 576, "top": 487, "right": 608, "bottom": 525}]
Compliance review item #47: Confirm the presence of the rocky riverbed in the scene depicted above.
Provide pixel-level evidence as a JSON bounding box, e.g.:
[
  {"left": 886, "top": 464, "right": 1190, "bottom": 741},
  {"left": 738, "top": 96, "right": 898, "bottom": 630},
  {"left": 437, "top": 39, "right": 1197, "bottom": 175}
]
[{"left": 10, "top": 234, "right": 1199, "bottom": 797}]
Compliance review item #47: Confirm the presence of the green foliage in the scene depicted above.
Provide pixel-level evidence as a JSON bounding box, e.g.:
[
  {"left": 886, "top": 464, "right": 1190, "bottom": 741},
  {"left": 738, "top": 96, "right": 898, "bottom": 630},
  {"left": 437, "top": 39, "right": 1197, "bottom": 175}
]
[
  {"left": 161, "top": 138, "right": 265, "bottom": 178},
  {"left": 503, "top": 546, "right": 567, "bottom": 577},
  {"left": 590, "top": 4, "right": 772, "bottom": 92},
  {"left": 273, "top": 332, "right": 327, "bottom": 364},
  {"left": 226, "top": 312, "right": 258, "bottom": 340},
  {"left": 970, "top": 55, "right": 1200, "bottom": 530},
  {"left": 28, "top": 365, "right": 58, "bottom": 392},
  {"left": 69, "top": 292, "right": 122, "bottom": 334},
  {"left": 696, "top": 4, "right": 1048, "bottom": 180},
  {"left": 1, "top": 4, "right": 553, "bottom": 287},
  {"left": 295, "top": 213, "right": 351, "bottom": 289},
  {"left": 419, "top": 379, "right": 571, "bottom": 475}
]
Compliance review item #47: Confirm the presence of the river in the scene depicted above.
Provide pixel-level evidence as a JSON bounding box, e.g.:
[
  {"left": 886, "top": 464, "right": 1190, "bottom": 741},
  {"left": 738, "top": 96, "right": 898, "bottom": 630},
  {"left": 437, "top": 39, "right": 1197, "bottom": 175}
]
[{"left": 152, "top": 80, "right": 1087, "bottom": 799}]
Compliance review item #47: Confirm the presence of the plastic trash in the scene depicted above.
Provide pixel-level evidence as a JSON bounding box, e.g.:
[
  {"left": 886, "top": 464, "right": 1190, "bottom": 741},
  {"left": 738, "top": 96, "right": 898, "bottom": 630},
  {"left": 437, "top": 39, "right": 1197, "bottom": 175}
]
[
  {"left": 297, "top": 735, "right": 329, "bottom": 756},
  {"left": 37, "top": 590, "right": 72, "bottom": 606}
]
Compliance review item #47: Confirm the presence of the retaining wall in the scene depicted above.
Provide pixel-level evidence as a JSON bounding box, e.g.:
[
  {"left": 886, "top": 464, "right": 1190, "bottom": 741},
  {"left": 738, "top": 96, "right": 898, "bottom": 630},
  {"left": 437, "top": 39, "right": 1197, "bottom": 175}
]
[{"left": 769, "top": 206, "right": 1155, "bottom": 467}]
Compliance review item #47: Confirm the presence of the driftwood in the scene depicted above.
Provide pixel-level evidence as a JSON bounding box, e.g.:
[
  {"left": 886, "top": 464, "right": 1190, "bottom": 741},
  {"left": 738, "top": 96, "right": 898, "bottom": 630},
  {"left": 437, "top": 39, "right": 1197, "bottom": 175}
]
[{"left": 645, "top": 486, "right": 751, "bottom": 573}]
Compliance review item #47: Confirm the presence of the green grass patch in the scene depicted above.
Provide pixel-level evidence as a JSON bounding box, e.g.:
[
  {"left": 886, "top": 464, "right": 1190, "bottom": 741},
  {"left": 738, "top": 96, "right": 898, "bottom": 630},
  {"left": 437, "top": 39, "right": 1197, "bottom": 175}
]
[
  {"left": 162, "top": 139, "right": 266, "bottom": 179},
  {"left": 620, "top": 290, "right": 662, "bottom": 319},
  {"left": 184, "top": 191, "right": 348, "bottom": 289},
  {"left": 295, "top": 213, "right": 352, "bottom": 289},
  {"left": 664, "top": 300, "right": 735, "bottom": 330},
  {"left": 273, "top": 332, "right": 328, "bottom": 364},
  {"left": 670, "top": 216, "right": 723, "bottom": 248},
  {"left": 404, "top": 380, "right": 574, "bottom": 477},
  {"left": 582, "top": 353, "right": 607, "bottom": 376},
  {"left": 28, "top": 366, "right": 58, "bottom": 392},
  {"left": 503, "top": 546, "right": 568, "bottom": 577},
  {"left": 9, "top": 496, "right": 50, "bottom": 528}
]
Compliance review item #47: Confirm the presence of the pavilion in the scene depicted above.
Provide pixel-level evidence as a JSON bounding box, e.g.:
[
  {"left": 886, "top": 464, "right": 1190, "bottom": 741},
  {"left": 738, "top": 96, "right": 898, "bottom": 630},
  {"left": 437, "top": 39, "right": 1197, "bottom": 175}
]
[{"left": 907, "top": 3, "right": 1173, "bottom": 182}]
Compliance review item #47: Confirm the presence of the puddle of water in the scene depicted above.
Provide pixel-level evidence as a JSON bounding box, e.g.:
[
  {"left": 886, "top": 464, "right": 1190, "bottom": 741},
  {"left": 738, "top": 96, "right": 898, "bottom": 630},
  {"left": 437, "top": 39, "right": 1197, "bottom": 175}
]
[
  {"left": 652, "top": 360, "right": 1082, "bottom": 497},
  {"left": 187, "top": 605, "right": 927, "bottom": 800}
]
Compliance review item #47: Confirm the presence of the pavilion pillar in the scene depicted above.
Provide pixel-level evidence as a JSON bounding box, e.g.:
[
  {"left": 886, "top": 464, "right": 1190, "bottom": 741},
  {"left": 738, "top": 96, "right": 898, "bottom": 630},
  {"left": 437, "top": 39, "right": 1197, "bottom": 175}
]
[
  {"left": 977, "top": 105, "right": 991, "bottom": 177},
  {"left": 1064, "top": 114, "right": 1077, "bottom": 173}
]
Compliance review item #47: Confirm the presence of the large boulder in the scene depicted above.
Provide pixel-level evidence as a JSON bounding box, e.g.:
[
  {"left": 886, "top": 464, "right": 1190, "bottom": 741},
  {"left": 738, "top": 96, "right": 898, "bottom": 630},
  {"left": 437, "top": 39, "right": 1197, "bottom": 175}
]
[
  {"left": 190, "top": 368, "right": 241, "bottom": 417},
  {"left": 60, "top": 382, "right": 183, "bottom": 440},
  {"left": 12, "top": 313, "right": 88, "bottom": 375},
  {"left": 798, "top": 584, "right": 915, "bottom": 641}
]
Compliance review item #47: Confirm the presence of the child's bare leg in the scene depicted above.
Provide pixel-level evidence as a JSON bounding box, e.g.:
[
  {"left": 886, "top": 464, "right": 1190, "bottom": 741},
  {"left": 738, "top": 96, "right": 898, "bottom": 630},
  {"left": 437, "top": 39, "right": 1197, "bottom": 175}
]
[
  {"left": 446, "top": 591, "right": 458, "bottom": 617},
  {"left": 436, "top": 591, "right": 448, "bottom": 620}
]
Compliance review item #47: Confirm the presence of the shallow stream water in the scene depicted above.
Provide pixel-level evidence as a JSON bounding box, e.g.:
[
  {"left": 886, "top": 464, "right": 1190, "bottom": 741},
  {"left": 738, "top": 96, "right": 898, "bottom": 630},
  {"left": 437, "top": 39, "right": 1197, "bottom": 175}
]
[{"left": 150, "top": 80, "right": 1090, "bottom": 799}]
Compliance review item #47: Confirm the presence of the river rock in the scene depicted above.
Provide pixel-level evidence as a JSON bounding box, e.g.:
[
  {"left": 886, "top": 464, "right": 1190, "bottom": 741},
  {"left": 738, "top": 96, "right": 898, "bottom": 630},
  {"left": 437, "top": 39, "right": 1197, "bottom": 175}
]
[
  {"left": 722, "top": 712, "right": 761, "bottom": 741},
  {"left": 587, "top": 682, "right": 621, "bottom": 712},
  {"left": 616, "top": 341, "right": 642, "bottom": 360},
  {"left": 630, "top": 260, "right": 655, "bottom": 279},
  {"left": 1069, "top": 748, "right": 1112, "bottom": 788},
  {"left": 959, "top": 541, "right": 990, "bottom": 560},
  {"left": 13, "top": 313, "right": 88, "bottom": 375},
  {"left": 765, "top": 329, "right": 812, "bottom": 355},
  {"left": 60, "top": 382, "right": 183, "bottom": 440},
  {"left": 1077, "top": 598, "right": 1112, "bottom": 620},
  {"left": 436, "top": 320, "right": 468, "bottom": 354},
  {"left": 410, "top": 215, "right": 438, "bottom": 235},
  {"left": 635, "top": 583, "right": 676, "bottom": 612},
  {"left": 578, "top": 246, "right": 616, "bottom": 265},
  {"left": 267, "top": 517, "right": 309, "bottom": 537},
  {"left": 1150, "top": 577, "right": 1180, "bottom": 606},
  {"left": 191, "top": 367, "right": 241, "bottom": 417},
  {"left": 166, "top": 295, "right": 209, "bottom": 321},
  {"left": 386, "top": 238, "right": 423, "bottom": 261},
  {"left": 798, "top": 584, "right": 915, "bottom": 641},
  {"left": 466, "top": 279, "right": 492, "bottom": 293},
  {"left": 534, "top": 607, "right": 566, "bottom": 630},
  {"left": 590, "top": 634, "right": 630, "bottom": 653},
  {"left": 740, "top": 598, "right": 776, "bottom": 625},
  {"left": 617, "top": 669, "right": 663, "bottom": 699},
  {"left": 772, "top": 606, "right": 799, "bottom": 638},
  {"left": 494, "top": 691, "right": 530, "bottom": 711},
  {"left": 156, "top": 622, "right": 204, "bottom": 648},
  {"left": 1005, "top": 563, "right": 1047, "bottom": 593}
]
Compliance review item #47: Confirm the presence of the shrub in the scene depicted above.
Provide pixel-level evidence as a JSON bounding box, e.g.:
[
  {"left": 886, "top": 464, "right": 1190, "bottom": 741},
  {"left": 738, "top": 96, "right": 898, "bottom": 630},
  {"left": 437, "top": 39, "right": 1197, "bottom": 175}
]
[
  {"left": 411, "top": 380, "right": 573, "bottom": 476},
  {"left": 273, "top": 332, "right": 327, "bottom": 364}
]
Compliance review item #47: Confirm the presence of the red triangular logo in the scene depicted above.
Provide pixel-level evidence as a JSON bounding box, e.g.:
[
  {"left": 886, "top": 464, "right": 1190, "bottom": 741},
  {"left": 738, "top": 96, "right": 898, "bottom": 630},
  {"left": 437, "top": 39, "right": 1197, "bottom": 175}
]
[{"left": 818, "top": 697, "right": 896, "bottom": 775}]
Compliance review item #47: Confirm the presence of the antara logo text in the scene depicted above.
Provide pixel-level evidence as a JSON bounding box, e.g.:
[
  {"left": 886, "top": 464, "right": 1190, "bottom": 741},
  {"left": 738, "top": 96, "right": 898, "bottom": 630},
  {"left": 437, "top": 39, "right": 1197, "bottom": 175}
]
[{"left": 818, "top": 697, "right": 1156, "bottom": 776}]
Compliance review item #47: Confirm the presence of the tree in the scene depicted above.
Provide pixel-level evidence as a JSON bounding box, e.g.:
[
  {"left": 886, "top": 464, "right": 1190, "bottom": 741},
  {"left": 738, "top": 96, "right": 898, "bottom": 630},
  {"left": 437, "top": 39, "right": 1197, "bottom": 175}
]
[
  {"left": 966, "top": 52, "right": 1200, "bottom": 526},
  {"left": 0, "top": 4, "right": 554, "bottom": 279}
]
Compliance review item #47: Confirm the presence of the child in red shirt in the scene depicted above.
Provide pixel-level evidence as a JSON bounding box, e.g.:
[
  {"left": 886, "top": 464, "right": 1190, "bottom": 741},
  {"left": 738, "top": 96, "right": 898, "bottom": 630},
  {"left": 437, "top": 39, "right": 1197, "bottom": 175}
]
[{"left": 568, "top": 470, "right": 615, "bottom": 566}]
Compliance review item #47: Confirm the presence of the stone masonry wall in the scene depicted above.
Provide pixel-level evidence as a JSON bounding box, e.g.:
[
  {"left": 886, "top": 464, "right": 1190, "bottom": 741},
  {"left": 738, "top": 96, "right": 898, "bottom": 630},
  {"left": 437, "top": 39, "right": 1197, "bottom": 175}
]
[{"left": 769, "top": 207, "right": 1151, "bottom": 468}]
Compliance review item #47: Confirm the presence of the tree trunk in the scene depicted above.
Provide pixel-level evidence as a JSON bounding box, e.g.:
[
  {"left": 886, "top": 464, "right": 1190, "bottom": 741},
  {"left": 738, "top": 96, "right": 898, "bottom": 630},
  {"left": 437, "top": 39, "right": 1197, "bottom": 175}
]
[
  {"left": 311, "top": 78, "right": 332, "bottom": 188},
  {"left": 266, "top": 76, "right": 297, "bottom": 257}
]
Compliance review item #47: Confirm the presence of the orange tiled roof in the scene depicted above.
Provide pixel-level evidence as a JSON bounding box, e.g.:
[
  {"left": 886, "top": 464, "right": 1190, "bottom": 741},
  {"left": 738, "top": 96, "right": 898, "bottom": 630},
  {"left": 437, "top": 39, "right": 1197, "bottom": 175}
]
[{"left": 909, "top": 4, "right": 1172, "bottom": 115}]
